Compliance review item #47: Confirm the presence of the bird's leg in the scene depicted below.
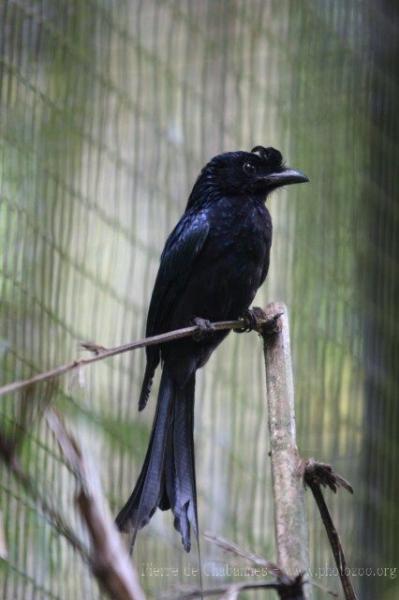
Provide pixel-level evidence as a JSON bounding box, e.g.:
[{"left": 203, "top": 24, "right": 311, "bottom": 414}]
[{"left": 191, "top": 317, "right": 216, "bottom": 341}]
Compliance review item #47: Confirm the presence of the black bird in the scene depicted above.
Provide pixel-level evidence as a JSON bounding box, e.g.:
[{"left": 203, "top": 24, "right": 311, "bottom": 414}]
[{"left": 116, "top": 146, "right": 308, "bottom": 551}]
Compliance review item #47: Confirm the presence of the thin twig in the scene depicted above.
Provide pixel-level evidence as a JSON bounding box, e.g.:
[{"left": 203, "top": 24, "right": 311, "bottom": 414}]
[
  {"left": 204, "top": 532, "right": 337, "bottom": 598},
  {"left": 204, "top": 531, "right": 283, "bottom": 577},
  {"left": 304, "top": 460, "right": 358, "bottom": 600},
  {"left": 261, "top": 303, "right": 310, "bottom": 594},
  {"left": 0, "top": 317, "right": 256, "bottom": 399}
]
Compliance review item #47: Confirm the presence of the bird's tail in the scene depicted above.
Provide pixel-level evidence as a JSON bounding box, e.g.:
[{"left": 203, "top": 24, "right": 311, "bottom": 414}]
[
  {"left": 115, "top": 368, "right": 198, "bottom": 553},
  {"left": 138, "top": 359, "right": 156, "bottom": 411}
]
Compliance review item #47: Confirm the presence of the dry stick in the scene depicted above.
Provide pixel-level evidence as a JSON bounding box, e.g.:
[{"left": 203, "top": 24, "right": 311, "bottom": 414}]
[
  {"left": 0, "top": 430, "right": 91, "bottom": 563},
  {"left": 0, "top": 409, "right": 145, "bottom": 598},
  {"left": 261, "top": 303, "right": 310, "bottom": 599},
  {"left": 0, "top": 318, "right": 250, "bottom": 399},
  {"left": 0, "top": 384, "right": 88, "bottom": 558},
  {"left": 310, "top": 486, "right": 354, "bottom": 600},
  {"left": 0, "top": 510, "right": 7, "bottom": 559},
  {"left": 46, "top": 409, "right": 145, "bottom": 600},
  {"left": 0, "top": 395, "right": 145, "bottom": 598},
  {"left": 304, "top": 460, "right": 358, "bottom": 600}
]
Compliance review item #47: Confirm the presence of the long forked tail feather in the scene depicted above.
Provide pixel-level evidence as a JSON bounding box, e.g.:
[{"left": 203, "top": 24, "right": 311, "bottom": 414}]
[
  {"left": 115, "top": 368, "right": 174, "bottom": 537},
  {"left": 171, "top": 375, "right": 198, "bottom": 551},
  {"left": 115, "top": 368, "right": 199, "bottom": 554}
]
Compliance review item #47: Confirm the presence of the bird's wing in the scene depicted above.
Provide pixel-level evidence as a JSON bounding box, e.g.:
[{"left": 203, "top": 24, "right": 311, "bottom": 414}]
[{"left": 146, "top": 210, "right": 210, "bottom": 337}]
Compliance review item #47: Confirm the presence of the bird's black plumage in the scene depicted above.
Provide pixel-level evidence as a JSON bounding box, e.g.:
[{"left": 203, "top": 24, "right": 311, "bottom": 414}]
[{"left": 116, "top": 146, "right": 308, "bottom": 551}]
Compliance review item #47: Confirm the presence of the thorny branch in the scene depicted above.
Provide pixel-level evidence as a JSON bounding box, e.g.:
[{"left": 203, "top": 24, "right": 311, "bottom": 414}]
[
  {"left": 0, "top": 310, "right": 272, "bottom": 399},
  {"left": 304, "top": 459, "right": 358, "bottom": 600}
]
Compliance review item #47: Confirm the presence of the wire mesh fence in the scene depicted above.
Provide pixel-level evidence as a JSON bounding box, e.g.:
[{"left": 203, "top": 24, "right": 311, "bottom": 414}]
[{"left": 0, "top": 1, "right": 398, "bottom": 599}]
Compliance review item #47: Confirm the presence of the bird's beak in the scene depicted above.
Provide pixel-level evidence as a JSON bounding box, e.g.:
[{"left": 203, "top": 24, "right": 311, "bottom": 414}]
[{"left": 265, "top": 167, "right": 309, "bottom": 187}]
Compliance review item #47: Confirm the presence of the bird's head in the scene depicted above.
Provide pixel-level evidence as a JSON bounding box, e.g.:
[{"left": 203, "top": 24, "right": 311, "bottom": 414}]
[{"left": 204, "top": 145, "right": 309, "bottom": 199}]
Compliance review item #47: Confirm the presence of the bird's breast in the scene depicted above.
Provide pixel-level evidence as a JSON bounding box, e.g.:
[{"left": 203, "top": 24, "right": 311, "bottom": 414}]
[
  {"left": 209, "top": 200, "right": 271, "bottom": 261},
  {"left": 198, "top": 200, "right": 272, "bottom": 309}
]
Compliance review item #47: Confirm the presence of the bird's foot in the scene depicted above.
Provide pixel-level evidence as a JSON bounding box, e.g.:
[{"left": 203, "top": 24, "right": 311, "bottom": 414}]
[
  {"left": 234, "top": 307, "right": 284, "bottom": 335},
  {"left": 234, "top": 307, "right": 267, "bottom": 333},
  {"left": 191, "top": 317, "right": 215, "bottom": 341}
]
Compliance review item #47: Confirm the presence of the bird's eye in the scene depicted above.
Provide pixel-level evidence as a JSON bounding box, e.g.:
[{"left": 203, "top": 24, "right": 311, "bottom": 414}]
[{"left": 243, "top": 162, "right": 256, "bottom": 176}]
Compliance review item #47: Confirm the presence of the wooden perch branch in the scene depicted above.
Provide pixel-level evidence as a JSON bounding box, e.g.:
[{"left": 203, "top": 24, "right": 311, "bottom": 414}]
[
  {"left": 261, "top": 303, "right": 310, "bottom": 598},
  {"left": 0, "top": 315, "right": 267, "bottom": 399},
  {"left": 304, "top": 459, "right": 357, "bottom": 600}
]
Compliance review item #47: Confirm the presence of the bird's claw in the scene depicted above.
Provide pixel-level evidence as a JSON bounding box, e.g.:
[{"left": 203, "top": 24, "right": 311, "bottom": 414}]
[
  {"left": 192, "top": 317, "right": 215, "bottom": 341},
  {"left": 234, "top": 307, "right": 267, "bottom": 333},
  {"left": 234, "top": 307, "right": 284, "bottom": 335}
]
